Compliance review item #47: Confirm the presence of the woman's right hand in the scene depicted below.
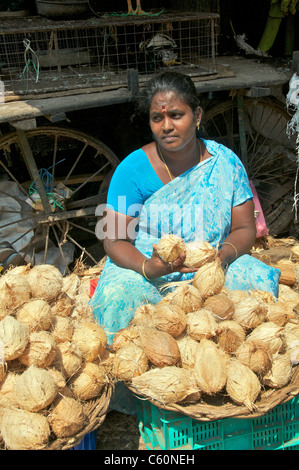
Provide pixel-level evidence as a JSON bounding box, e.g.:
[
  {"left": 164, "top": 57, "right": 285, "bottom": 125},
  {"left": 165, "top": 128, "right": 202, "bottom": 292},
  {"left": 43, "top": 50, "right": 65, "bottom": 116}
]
[{"left": 143, "top": 244, "right": 198, "bottom": 279}]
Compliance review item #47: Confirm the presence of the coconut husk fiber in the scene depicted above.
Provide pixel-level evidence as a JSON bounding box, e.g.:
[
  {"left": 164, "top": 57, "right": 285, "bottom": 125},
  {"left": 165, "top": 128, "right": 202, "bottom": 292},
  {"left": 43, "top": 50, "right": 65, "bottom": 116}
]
[{"left": 127, "top": 366, "right": 299, "bottom": 422}]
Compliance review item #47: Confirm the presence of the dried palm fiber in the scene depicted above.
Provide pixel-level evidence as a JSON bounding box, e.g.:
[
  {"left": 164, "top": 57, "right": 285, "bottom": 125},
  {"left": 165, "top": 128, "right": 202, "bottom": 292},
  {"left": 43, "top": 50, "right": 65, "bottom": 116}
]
[
  {"left": 15, "top": 366, "right": 58, "bottom": 412},
  {"left": 130, "top": 366, "right": 191, "bottom": 404},
  {"left": 138, "top": 327, "right": 181, "bottom": 367},
  {"left": 262, "top": 353, "right": 293, "bottom": 389},
  {"left": 278, "top": 284, "right": 299, "bottom": 310},
  {"left": 227, "top": 289, "right": 249, "bottom": 304},
  {"left": 251, "top": 289, "right": 276, "bottom": 304},
  {"left": 0, "top": 274, "right": 31, "bottom": 320},
  {"left": 26, "top": 264, "right": 63, "bottom": 302},
  {"left": 168, "top": 284, "right": 203, "bottom": 313},
  {"left": 50, "top": 315, "right": 74, "bottom": 343},
  {"left": 69, "top": 362, "right": 106, "bottom": 401},
  {"left": 72, "top": 321, "right": 107, "bottom": 362},
  {"left": 233, "top": 295, "right": 267, "bottom": 330},
  {"left": 48, "top": 394, "right": 87, "bottom": 438},
  {"left": 226, "top": 359, "right": 261, "bottom": 411},
  {"left": 266, "top": 302, "right": 289, "bottom": 326},
  {"left": 112, "top": 344, "right": 148, "bottom": 381},
  {"left": 235, "top": 340, "right": 272, "bottom": 376},
  {"left": 50, "top": 292, "right": 73, "bottom": 317},
  {"left": 192, "top": 257, "right": 225, "bottom": 299},
  {"left": 156, "top": 234, "right": 185, "bottom": 262},
  {"left": 129, "top": 303, "right": 157, "bottom": 329},
  {"left": 216, "top": 320, "right": 246, "bottom": 354},
  {"left": 18, "top": 331, "right": 56, "bottom": 368},
  {"left": 16, "top": 299, "right": 54, "bottom": 332},
  {"left": 247, "top": 321, "right": 286, "bottom": 354},
  {"left": 0, "top": 408, "right": 50, "bottom": 450},
  {"left": 0, "top": 372, "right": 18, "bottom": 407},
  {"left": 187, "top": 309, "right": 218, "bottom": 340},
  {"left": 0, "top": 315, "right": 29, "bottom": 360},
  {"left": 109, "top": 327, "right": 140, "bottom": 353},
  {"left": 184, "top": 241, "right": 217, "bottom": 268},
  {"left": 284, "top": 321, "right": 299, "bottom": 349},
  {"left": 193, "top": 339, "right": 228, "bottom": 395},
  {"left": 52, "top": 341, "right": 82, "bottom": 378},
  {"left": 204, "top": 293, "right": 235, "bottom": 321},
  {"left": 70, "top": 299, "right": 94, "bottom": 322},
  {"left": 153, "top": 302, "right": 187, "bottom": 337},
  {"left": 175, "top": 333, "right": 199, "bottom": 369}
]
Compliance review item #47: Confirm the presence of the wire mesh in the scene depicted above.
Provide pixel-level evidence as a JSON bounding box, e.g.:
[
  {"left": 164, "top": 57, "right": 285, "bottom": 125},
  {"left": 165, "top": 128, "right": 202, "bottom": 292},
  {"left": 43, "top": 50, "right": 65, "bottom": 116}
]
[{"left": 0, "top": 12, "right": 219, "bottom": 95}]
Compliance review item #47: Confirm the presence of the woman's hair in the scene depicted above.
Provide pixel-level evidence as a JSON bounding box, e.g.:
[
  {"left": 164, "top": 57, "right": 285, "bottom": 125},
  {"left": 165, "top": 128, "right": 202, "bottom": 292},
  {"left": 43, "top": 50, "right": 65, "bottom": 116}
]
[{"left": 137, "top": 71, "right": 200, "bottom": 116}]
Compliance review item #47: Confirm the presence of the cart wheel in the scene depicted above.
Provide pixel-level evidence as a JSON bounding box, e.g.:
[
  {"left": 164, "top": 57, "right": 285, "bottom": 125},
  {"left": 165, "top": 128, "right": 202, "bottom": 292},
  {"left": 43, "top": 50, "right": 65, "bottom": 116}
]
[
  {"left": 0, "top": 126, "right": 119, "bottom": 273},
  {"left": 201, "top": 97, "right": 298, "bottom": 236}
]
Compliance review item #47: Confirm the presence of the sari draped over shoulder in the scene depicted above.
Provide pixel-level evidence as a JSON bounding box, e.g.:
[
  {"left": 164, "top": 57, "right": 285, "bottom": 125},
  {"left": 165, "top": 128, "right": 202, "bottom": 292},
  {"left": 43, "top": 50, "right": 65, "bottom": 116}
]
[{"left": 90, "top": 140, "right": 280, "bottom": 346}]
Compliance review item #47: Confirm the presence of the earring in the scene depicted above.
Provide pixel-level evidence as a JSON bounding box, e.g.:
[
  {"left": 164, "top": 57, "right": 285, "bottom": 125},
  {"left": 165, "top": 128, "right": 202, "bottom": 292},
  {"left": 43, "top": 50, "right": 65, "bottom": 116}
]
[{"left": 196, "top": 120, "right": 200, "bottom": 131}]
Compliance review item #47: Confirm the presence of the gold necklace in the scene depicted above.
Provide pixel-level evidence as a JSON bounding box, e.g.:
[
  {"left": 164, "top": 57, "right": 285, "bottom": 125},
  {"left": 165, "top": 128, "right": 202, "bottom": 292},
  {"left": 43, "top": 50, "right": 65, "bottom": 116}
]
[{"left": 157, "top": 139, "right": 203, "bottom": 182}]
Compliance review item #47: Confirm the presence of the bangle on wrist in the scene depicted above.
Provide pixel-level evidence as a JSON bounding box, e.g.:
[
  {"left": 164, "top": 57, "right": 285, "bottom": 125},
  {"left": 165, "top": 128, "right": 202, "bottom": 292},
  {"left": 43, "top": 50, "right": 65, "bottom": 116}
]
[
  {"left": 142, "top": 259, "right": 151, "bottom": 281},
  {"left": 221, "top": 241, "right": 238, "bottom": 260}
]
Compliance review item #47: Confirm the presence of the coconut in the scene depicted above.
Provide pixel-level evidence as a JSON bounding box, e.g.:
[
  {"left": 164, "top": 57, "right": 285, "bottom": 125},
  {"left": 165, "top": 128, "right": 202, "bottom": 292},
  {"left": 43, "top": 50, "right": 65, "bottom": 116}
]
[
  {"left": 278, "top": 284, "right": 299, "bottom": 310},
  {"left": 153, "top": 302, "right": 187, "bottom": 337},
  {"left": 95, "top": 349, "right": 115, "bottom": 375},
  {"left": 175, "top": 333, "right": 199, "bottom": 369},
  {"left": 235, "top": 340, "right": 272, "bottom": 376},
  {"left": 50, "top": 292, "right": 73, "bottom": 317},
  {"left": 216, "top": 320, "right": 246, "bottom": 354},
  {"left": 266, "top": 302, "right": 289, "bottom": 327},
  {"left": 112, "top": 344, "right": 148, "bottom": 381},
  {"left": 178, "top": 371, "right": 202, "bottom": 404},
  {"left": 193, "top": 339, "right": 227, "bottom": 395},
  {"left": 192, "top": 258, "right": 225, "bottom": 299},
  {"left": 262, "top": 354, "right": 293, "bottom": 389},
  {"left": 0, "top": 316, "right": 29, "bottom": 361},
  {"left": 62, "top": 273, "right": 81, "bottom": 299},
  {"left": 227, "top": 290, "right": 249, "bottom": 304},
  {"left": 284, "top": 321, "right": 299, "bottom": 349},
  {"left": 26, "top": 264, "right": 63, "bottom": 302},
  {"left": 226, "top": 359, "right": 261, "bottom": 411},
  {"left": 48, "top": 395, "right": 87, "bottom": 438},
  {"left": 18, "top": 331, "right": 57, "bottom": 368},
  {"left": 109, "top": 327, "right": 141, "bottom": 353},
  {"left": 0, "top": 362, "right": 6, "bottom": 384},
  {"left": 204, "top": 293, "right": 235, "bottom": 321},
  {"left": 184, "top": 241, "right": 217, "bottom": 268},
  {"left": 130, "top": 366, "right": 191, "bottom": 404},
  {"left": 129, "top": 303, "right": 157, "bottom": 328},
  {"left": 187, "top": 309, "right": 218, "bottom": 341},
  {"left": 0, "top": 274, "right": 31, "bottom": 316},
  {"left": 70, "top": 299, "right": 94, "bottom": 322},
  {"left": 72, "top": 321, "right": 107, "bottom": 362},
  {"left": 138, "top": 327, "right": 181, "bottom": 367},
  {"left": 156, "top": 234, "right": 185, "bottom": 262},
  {"left": 0, "top": 372, "right": 18, "bottom": 407},
  {"left": 50, "top": 315, "right": 74, "bottom": 343},
  {"left": 6, "top": 264, "right": 31, "bottom": 277},
  {"left": 233, "top": 296, "right": 267, "bottom": 330},
  {"left": 53, "top": 341, "right": 82, "bottom": 378},
  {"left": 15, "top": 366, "right": 58, "bottom": 412},
  {"left": 247, "top": 322, "right": 286, "bottom": 354},
  {"left": 16, "top": 299, "right": 54, "bottom": 332},
  {"left": 0, "top": 408, "right": 50, "bottom": 450},
  {"left": 168, "top": 284, "right": 203, "bottom": 313},
  {"left": 251, "top": 289, "right": 276, "bottom": 304},
  {"left": 69, "top": 362, "right": 106, "bottom": 401},
  {"left": 46, "top": 368, "right": 67, "bottom": 390}
]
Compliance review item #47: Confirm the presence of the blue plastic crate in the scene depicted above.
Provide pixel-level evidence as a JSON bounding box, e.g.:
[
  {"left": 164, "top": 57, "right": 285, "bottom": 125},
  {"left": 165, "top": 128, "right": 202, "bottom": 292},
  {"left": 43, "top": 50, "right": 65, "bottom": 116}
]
[
  {"left": 136, "top": 395, "right": 299, "bottom": 451},
  {"left": 69, "top": 431, "right": 97, "bottom": 450}
]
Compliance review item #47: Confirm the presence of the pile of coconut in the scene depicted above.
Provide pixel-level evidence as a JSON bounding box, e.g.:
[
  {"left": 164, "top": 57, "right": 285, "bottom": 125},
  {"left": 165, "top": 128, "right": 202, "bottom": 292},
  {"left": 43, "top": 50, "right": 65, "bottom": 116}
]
[
  {"left": 108, "top": 236, "right": 299, "bottom": 413},
  {"left": 0, "top": 263, "right": 113, "bottom": 450}
]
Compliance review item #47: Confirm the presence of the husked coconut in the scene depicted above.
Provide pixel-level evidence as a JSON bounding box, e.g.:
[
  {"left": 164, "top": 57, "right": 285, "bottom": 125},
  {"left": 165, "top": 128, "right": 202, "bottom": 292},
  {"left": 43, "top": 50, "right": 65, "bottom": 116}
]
[
  {"left": 53, "top": 341, "right": 82, "bottom": 378},
  {"left": 226, "top": 359, "right": 261, "bottom": 411},
  {"left": 204, "top": 293, "right": 235, "bottom": 321},
  {"left": 0, "top": 274, "right": 31, "bottom": 316},
  {"left": 251, "top": 289, "right": 276, "bottom": 304},
  {"left": 129, "top": 303, "right": 157, "bottom": 329},
  {"left": 72, "top": 321, "right": 107, "bottom": 362},
  {"left": 192, "top": 258, "right": 225, "bottom": 299},
  {"left": 46, "top": 368, "right": 67, "bottom": 390},
  {"left": 69, "top": 362, "right": 106, "bottom": 401},
  {"left": 235, "top": 340, "right": 272, "bottom": 376},
  {"left": 50, "top": 292, "right": 73, "bottom": 317},
  {"left": 227, "top": 290, "right": 249, "bottom": 304},
  {"left": 216, "top": 320, "right": 246, "bottom": 354},
  {"left": 0, "top": 316, "right": 29, "bottom": 360},
  {"left": 138, "top": 327, "right": 181, "bottom": 367},
  {"left": 194, "top": 339, "right": 228, "bottom": 395},
  {"left": 184, "top": 241, "right": 217, "bottom": 268},
  {"left": 26, "top": 264, "right": 63, "bottom": 302},
  {"left": 187, "top": 309, "right": 218, "bottom": 341},
  {"left": 48, "top": 395, "right": 87, "bottom": 438},
  {"left": 278, "top": 284, "right": 299, "bottom": 310},
  {"left": 176, "top": 333, "right": 199, "bottom": 369},
  {"left": 168, "top": 284, "right": 203, "bottom": 313},
  {"left": 156, "top": 234, "right": 185, "bottom": 262},
  {"left": 262, "top": 353, "right": 293, "bottom": 389},
  {"left": 50, "top": 315, "right": 74, "bottom": 343},
  {"left": 62, "top": 273, "right": 81, "bottom": 299},
  {"left": 109, "top": 327, "right": 140, "bottom": 353},
  {"left": 247, "top": 322, "right": 286, "bottom": 354},
  {"left": 131, "top": 366, "right": 191, "bottom": 404},
  {"left": 112, "top": 344, "right": 148, "bottom": 381},
  {"left": 0, "top": 408, "right": 50, "bottom": 450},
  {"left": 233, "top": 296, "right": 267, "bottom": 330},
  {"left": 18, "top": 331, "right": 57, "bottom": 368},
  {"left": 16, "top": 299, "right": 54, "bottom": 332},
  {"left": 15, "top": 366, "right": 58, "bottom": 412},
  {"left": 179, "top": 371, "right": 202, "bottom": 404},
  {"left": 0, "top": 372, "right": 18, "bottom": 407},
  {"left": 153, "top": 302, "right": 187, "bottom": 337},
  {"left": 284, "top": 321, "right": 299, "bottom": 349},
  {"left": 0, "top": 362, "right": 6, "bottom": 384},
  {"left": 266, "top": 302, "right": 289, "bottom": 327}
]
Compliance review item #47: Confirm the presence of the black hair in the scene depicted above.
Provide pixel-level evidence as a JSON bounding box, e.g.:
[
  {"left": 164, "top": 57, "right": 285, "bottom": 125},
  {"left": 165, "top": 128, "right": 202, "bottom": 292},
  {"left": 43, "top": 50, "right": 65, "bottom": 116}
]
[{"left": 137, "top": 71, "right": 200, "bottom": 116}]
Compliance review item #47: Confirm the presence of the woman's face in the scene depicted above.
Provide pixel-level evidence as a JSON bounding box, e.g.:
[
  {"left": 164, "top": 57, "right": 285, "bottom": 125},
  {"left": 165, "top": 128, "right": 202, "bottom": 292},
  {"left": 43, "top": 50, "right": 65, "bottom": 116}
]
[{"left": 149, "top": 91, "right": 200, "bottom": 153}]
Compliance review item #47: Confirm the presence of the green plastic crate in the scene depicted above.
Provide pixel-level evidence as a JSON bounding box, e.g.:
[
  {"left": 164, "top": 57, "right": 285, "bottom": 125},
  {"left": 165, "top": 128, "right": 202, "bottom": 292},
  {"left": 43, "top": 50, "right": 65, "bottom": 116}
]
[{"left": 136, "top": 395, "right": 299, "bottom": 450}]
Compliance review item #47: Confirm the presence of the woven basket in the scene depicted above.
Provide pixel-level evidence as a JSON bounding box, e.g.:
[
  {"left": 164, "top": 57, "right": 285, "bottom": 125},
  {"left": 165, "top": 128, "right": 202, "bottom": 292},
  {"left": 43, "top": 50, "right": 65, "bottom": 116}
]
[{"left": 128, "top": 366, "right": 299, "bottom": 422}]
